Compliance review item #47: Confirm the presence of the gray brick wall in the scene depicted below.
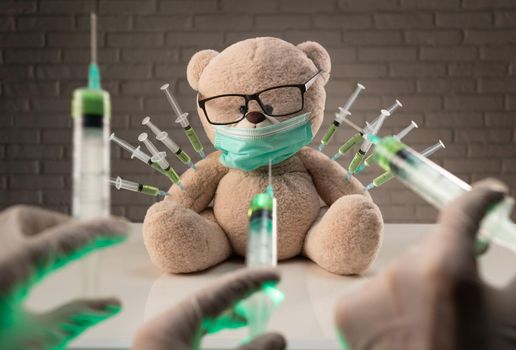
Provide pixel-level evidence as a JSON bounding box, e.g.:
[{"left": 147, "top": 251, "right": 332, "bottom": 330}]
[{"left": 1, "top": 0, "right": 515, "bottom": 222}]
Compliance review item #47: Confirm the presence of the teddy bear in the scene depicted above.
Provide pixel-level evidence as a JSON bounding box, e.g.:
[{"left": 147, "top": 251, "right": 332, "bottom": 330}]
[{"left": 142, "top": 37, "right": 384, "bottom": 275}]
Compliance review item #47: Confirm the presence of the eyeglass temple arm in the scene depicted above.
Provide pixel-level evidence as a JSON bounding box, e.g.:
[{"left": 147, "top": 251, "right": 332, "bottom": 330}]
[{"left": 305, "top": 71, "right": 323, "bottom": 90}]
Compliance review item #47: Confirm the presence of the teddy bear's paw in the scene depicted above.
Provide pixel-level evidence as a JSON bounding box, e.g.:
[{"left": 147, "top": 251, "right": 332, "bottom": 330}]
[
  {"left": 304, "top": 195, "right": 384, "bottom": 275},
  {"left": 143, "top": 201, "right": 231, "bottom": 274}
]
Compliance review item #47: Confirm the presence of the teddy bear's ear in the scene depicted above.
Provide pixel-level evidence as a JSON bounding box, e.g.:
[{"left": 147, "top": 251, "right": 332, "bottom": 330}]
[
  {"left": 187, "top": 49, "right": 219, "bottom": 91},
  {"left": 297, "top": 41, "right": 331, "bottom": 85}
]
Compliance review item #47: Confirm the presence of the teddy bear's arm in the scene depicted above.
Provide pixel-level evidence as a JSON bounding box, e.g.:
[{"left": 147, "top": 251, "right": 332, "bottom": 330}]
[
  {"left": 298, "top": 147, "right": 370, "bottom": 206},
  {"left": 166, "top": 151, "right": 229, "bottom": 213}
]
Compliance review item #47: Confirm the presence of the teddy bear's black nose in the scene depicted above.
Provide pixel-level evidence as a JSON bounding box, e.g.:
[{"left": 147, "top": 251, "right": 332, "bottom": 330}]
[{"left": 245, "top": 111, "right": 266, "bottom": 124}]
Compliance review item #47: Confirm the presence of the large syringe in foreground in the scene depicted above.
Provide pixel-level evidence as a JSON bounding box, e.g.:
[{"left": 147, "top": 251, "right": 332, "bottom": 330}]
[
  {"left": 318, "top": 83, "right": 365, "bottom": 152},
  {"left": 369, "top": 135, "right": 516, "bottom": 253},
  {"left": 161, "top": 83, "right": 205, "bottom": 159},
  {"left": 110, "top": 176, "right": 169, "bottom": 197},
  {"left": 235, "top": 161, "right": 284, "bottom": 340}
]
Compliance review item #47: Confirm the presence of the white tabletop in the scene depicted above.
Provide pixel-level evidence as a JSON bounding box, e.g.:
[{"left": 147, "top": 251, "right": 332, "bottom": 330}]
[{"left": 27, "top": 224, "right": 516, "bottom": 350}]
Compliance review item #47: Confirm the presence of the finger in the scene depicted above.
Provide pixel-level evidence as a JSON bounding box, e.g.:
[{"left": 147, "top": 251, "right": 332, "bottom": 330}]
[
  {"left": 35, "top": 297, "right": 121, "bottom": 349},
  {"left": 435, "top": 179, "right": 507, "bottom": 243},
  {"left": 195, "top": 268, "right": 280, "bottom": 319},
  {"left": 237, "top": 332, "right": 286, "bottom": 350},
  {"left": 0, "top": 205, "right": 70, "bottom": 238},
  {"left": 0, "top": 217, "right": 129, "bottom": 299}
]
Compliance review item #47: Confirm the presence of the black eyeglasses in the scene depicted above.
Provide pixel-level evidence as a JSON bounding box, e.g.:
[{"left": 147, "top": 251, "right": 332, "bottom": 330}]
[{"left": 198, "top": 71, "right": 322, "bottom": 125}]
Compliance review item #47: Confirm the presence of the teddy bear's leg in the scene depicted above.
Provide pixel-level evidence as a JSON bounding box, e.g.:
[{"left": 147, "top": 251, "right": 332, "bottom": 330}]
[
  {"left": 143, "top": 200, "right": 232, "bottom": 273},
  {"left": 303, "top": 195, "right": 384, "bottom": 275}
]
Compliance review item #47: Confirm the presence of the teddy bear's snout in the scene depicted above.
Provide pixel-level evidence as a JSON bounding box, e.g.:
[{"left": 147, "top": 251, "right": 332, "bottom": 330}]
[{"left": 245, "top": 111, "right": 266, "bottom": 124}]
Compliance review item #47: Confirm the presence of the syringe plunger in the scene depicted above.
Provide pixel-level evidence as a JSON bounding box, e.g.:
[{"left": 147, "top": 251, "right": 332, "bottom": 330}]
[
  {"left": 161, "top": 83, "right": 188, "bottom": 126},
  {"left": 138, "top": 132, "right": 160, "bottom": 157},
  {"left": 142, "top": 116, "right": 163, "bottom": 136},
  {"left": 421, "top": 140, "right": 445, "bottom": 157},
  {"left": 340, "top": 83, "right": 365, "bottom": 117},
  {"left": 156, "top": 131, "right": 179, "bottom": 153},
  {"left": 110, "top": 133, "right": 151, "bottom": 164},
  {"left": 395, "top": 121, "right": 418, "bottom": 140}
]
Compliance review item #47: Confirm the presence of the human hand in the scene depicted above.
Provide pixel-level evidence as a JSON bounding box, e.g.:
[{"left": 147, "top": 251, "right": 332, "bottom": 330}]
[
  {"left": 0, "top": 205, "right": 128, "bottom": 350},
  {"left": 133, "top": 268, "right": 286, "bottom": 350},
  {"left": 335, "top": 179, "right": 516, "bottom": 350}
]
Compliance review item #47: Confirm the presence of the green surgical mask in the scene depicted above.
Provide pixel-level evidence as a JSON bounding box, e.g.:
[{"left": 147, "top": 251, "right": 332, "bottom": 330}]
[{"left": 214, "top": 113, "right": 313, "bottom": 171}]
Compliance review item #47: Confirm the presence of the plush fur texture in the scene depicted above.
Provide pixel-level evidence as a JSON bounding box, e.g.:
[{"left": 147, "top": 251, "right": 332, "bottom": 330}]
[{"left": 143, "top": 37, "right": 384, "bottom": 275}]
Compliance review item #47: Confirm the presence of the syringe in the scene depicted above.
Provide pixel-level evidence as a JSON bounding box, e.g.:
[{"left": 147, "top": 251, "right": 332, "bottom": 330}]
[
  {"left": 138, "top": 132, "right": 184, "bottom": 189},
  {"left": 364, "top": 139, "right": 445, "bottom": 192},
  {"left": 353, "top": 120, "right": 418, "bottom": 174},
  {"left": 161, "top": 83, "right": 205, "bottom": 159},
  {"left": 236, "top": 161, "right": 284, "bottom": 339},
  {"left": 142, "top": 116, "right": 196, "bottom": 170},
  {"left": 110, "top": 176, "right": 169, "bottom": 197},
  {"left": 110, "top": 133, "right": 171, "bottom": 179},
  {"left": 369, "top": 135, "right": 516, "bottom": 254},
  {"left": 346, "top": 109, "right": 390, "bottom": 175},
  {"left": 318, "top": 83, "right": 365, "bottom": 152}
]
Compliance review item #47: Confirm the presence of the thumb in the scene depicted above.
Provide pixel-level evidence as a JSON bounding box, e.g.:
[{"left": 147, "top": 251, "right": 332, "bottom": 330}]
[
  {"left": 36, "top": 297, "right": 121, "bottom": 349},
  {"left": 237, "top": 332, "right": 286, "bottom": 350}
]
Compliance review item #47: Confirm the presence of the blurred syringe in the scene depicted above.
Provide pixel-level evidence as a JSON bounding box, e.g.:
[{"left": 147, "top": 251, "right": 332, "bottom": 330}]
[
  {"left": 236, "top": 161, "right": 284, "bottom": 340},
  {"left": 142, "top": 116, "right": 196, "bottom": 170},
  {"left": 161, "top": 83, "right": 205, "bottom": 159},
  {"left": 110, "top": 176, "right": 169, "bottom": 197},
  {"left": 364, "top": 140, "right": 444, "bottom": 191},
  {"left": 368, "top": 134, "right": 516, "bottom": 254},
  {"left": 318, "top": 83, "right": 365, "bottom": 152}
]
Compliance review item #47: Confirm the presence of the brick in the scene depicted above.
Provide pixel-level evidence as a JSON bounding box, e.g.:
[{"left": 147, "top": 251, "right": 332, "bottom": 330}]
[
  {"left": 99, "top": 0, "right": 155, "bottom": 14},
  {"left": 0, "top": 98, "right": 29, "bottom": 112},
  {"left": 257, "top": 15, "right": 312, "bottom": 30},
  {"left": 425, "top": 112, "right": 483, "bottom": 127},
  {"left": 374, "top": 13, "right": 433, "bottom": 29},
  {"left": 47, "top": 33, "right": 102, "bottom": 48},
  {"left": 41, "top": 190, "right": 73, "bottom": 205},
  {"left": 284, "top": 30, "right": 341, "bottom": 46},
  {"left": 468, "top": 144, "right": 516, "bottom": 157},
  {"left": 326, "top": 47, "right": 357, "bottom": 63},
  {"left": 420, "top": 47, "right": 478, "bottom": 61},
  {"left": 0, "top": 160, "right": 39, "bottom": 174},
  {"left": 404, "top": 30, "right": 462, "bottom": 45},
  {"left": 436, "top": 13, "right": 493, "bottom": 28},
  {"left": 166, "top": 32, "right": 224, "bottom": 47},
  {"left": 480, "top": 47, "right": 516, "bottom": 61},
  {"left": 390, "top": 63, "right": 447, "bottom": 77},
  {"left": 485, "top": 112, "right": 516, "bottom": 126},
  {"left": 224, "top": 31, "right": 284, "bottom": 45},
  {"left": 5, "top": 49, "right": 60, "bottom": 64},
  {"left": 385, "top": 95, "right": 443, "bottom": 112},
  {"left": 502, "top": 158, "right": 516, "bottom": 172},
  {"left": 495, "top": 12, "right": 516, "bottom": 27},
  {"left": 417, "top": 79, "right": 476, "bottom": 93},
  {"left": 479, "top": 79, "right": 516, "bottom": 93},
  {"left": 391, "top": 189, "right": 427, "bottom": 205},
  {"left": 108, "top": 33, "right": 163, "bottom": 47},
  {"left": 158, "top": 0, "right": 218, "bottom": 14},
  {"left": 338, "top": 0, "right": 399, "bottom": 11},
  {"left": 455, "top": 129, "right": 512, "bottom": 143},
  {"left": 41, "top": 160, "right": 71, "bottom": 174},
  {"left": 111, "top": 97, "right": 144, "bottom": 113},
  {"left": 39, "top": 0, "right": 96, "bottom": 14},
  {"left": 31, "top": 98, "right": 71, "bottom": 112},
  {"left": 154, "top": 64, "right": 188, "bottom": 79},
  {"left": 0, "top": 32, "right": 44, "bottom": 48},
  {"left": 463, "top": 0, "right": 516, "bottom": 9},
  {"left": 127, "top": 205, "right": 152, "bottom": 220},
  {"left": 122, "top": 49, "right": 179, "bottom": 63},
  {"left": 331, "top": 63, "right": 388, "bottom": 78},
  {"left": 401, "top": 128, "right": 452, "bottom": 143},
  {"left": 0, "top": 1, "right": 37, "bottom": 14},
  {"left": 11, "top": 175, "right": 65, "bottom": 189},
  {"left": 0, "top": 190, "right": 42, "bottom": 205},
  {"left": 313, "top": 15, "right": 372, "bottom": 29},
  {"left": 35, "top": 65, "right": 86, "bottom": 80},
  {"left": 443, "top": 158, "right": 501, "bottom": 174},
  {"left": 343, "top": 30, "right": 402, "bottom": 46},
  {"left": 0, "top": 65, "right": 33, "bottom": 81},
  {"left": 76, "top": 15, "right": 132, "bottom": 31},
  {"left": 41, "top": 129, "right": 72, "bottom": 144},
  {"left": 379, "top": 205, "right": 416, "bottom": 221},
  {"left": 279, "top": 0, "right": 336, "bottom": 13},
  {"left": 17, "top": 16, "right": 73, "bottom": 31},
  {"left": 0, "top": 16, "right": 15, "bottom": 31},
  {"left": 134, "top": 16, "right": 191, "bottom": 31},
  {"left": 400, "top": 0, "right": 460, "bottom": 9},
  {"left": 62, "top": 49, "right": 119, "bottom": 64},
  {"left": 464, "top": 30, "right": 516, "bottom": 45},
  {"left": 102, "top": 64, "right": 151, "bottom": 80},
  {"left": 4, "top": 81, "right": 59, "bottom": 97},
  {"left": 357, "top": 79, "right": 416, "bottom": 94},
  {"left": 448, "top": 63, "right": 507, "bottom": 77},
  {"left": 194, "top": 15, "right": 253, "bottom": 30},
  {"left": 220, "top": 0, "right": 278, "bottom": 13},
  {"left": 358, "top": 47, "right": 416, "bottom": 62},
  {"left": 445, "top": 95, "right": 504, "bottom": 111},
  {"left": 121, "top": 81, "right": 164, "bottom": 96},
  {"left": 506, "top": 96, "right": 516, "bottom": 110}
]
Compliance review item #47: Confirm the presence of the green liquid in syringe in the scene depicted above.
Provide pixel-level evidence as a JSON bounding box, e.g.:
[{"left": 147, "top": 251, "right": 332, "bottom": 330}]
[
  {"left": 140, "top": 185, "right": 160, "bottom": 196},
  {"left": 185, "top": 126, "right": 203, "bottom": 153},
  {"left": 176, "top": 149, "right": 191, "bottom": 165},
  {"left": 321, "top": 123, "right": 338, "bottom": 145}
]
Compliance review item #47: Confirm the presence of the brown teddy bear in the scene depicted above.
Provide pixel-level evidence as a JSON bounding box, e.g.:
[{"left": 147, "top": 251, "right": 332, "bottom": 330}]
[{"left": 143, "top": 37, "right": 383, "bottom": 275}]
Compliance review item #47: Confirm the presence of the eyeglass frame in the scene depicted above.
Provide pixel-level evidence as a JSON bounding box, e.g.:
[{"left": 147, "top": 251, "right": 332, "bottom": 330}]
[{"left": 197, "top": 70, "right": 323, "bottom": 126}]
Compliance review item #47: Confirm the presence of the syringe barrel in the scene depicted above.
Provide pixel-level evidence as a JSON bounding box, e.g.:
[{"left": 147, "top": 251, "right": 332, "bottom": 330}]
[
  {"left": 150, "top": 151, "right": 170, "bottom": 170},
  {"left": 184, "top": 126, "right": 203, "bottom": 153},
  {"left": 110, "top": 133, "right": 137, "bottom": 156},
  {"left": 140, "top": 184, "right": 160, "bottom": 196},
  {"left": 161, "top": 83, "right": 186, "bottom": 122},
  {"left": 247, "top": 192, "right": 277, "bottom": 268},
  {"left": 131, "top": 145, "right": 151, "bottom": 164},
  {"left": 348, "top": 152, "right": 365, "bottom": 174},
  {"left": 156, "top": 131, "right": 180, "bottom": 153},
  {"left": 372, "top": 171, "right": 395, "bottom": 187},
  {"left": 337, "top": 132, "right": 363, "bottom": 155},
  {"left": 342, "top": 83, "right": 365, "bottom": 112},
  {"left": 321, "top": 122, "right": 339, "bottom": 146},
  {"left": 113, "top": 176, "right": 139, "bottom": 192}
]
